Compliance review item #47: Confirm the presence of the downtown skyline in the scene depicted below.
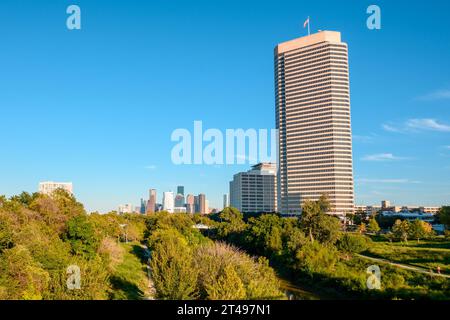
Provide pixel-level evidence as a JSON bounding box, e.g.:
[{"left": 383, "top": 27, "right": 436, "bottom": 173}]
[{"left": 0, "top": 0, "right": 449, "bottom": 212}]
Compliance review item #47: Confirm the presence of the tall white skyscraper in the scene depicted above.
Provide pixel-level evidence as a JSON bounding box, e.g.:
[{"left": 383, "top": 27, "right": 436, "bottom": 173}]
[
  {"left": 223, "top": 194, "right": 229, "bottom": 209},
  {"left": 162, "top": 191, "right": 174, "bottom": 213},
  {"left": 275, "top": 31, "right": 355, "bottom": 215},
  {"left": 38, "top": 181, "right": 73, "bottom": 195}
]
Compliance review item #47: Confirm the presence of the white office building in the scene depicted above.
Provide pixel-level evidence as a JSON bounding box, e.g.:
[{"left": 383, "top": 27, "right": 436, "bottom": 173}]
[
  {"left": 163, "top": 191, "right": 175, "bottom": 213},
  {"left": 275, "top": 31, "right": 355, "bottom": 215},
  {"left": 230, "top": 163, "right": 277, "bottom": 214}
]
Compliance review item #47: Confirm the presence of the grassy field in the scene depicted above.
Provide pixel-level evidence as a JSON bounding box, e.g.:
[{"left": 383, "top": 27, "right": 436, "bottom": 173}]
[
  {"left": 364, "top": 236, "right": 450, "bottom": 275},
  {"left": 109, "top": 242, "right": 151, "bottom": 300}
]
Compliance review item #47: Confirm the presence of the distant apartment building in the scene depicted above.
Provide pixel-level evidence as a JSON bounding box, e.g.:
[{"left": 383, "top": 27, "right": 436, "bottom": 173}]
[
  {"left": 354, "top": 205, "right": 382, "bottom": 216},
  {"left": 275, "top": 31, "right": 355, "bottom": 215},
  {"left": 38, "top": 181, "right": 73, "bottom": 195},
  {"left": 356, "top": 201, "right": 441, "bottom": 215},
  {"left": 186, "top": 194, "right": 195, "bottom": 213},
  {"left": 162, "top": 192, "right": 174, "bottom": 213},
  {"left": 230, "top": 163, "right": 277, "bottom": 214},
  {"left": 419, "top": 206, "right": 440, "bottom": 214},
  {"left": 177, "top": 186, "right": 185, "bottom": 196},
  {"left": 381, "top": 200, "right": 391, "bottom": 209},
  {"left": 118, "top": 204, "right": 134, "bottom": 214},
  {"left": 147, "top": 189, "right": 157, "bottom": 214}
]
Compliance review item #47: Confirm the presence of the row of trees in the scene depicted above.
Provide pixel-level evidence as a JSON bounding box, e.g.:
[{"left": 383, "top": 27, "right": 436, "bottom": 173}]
[
  {"left": 0, "top": 190, "right": 146, "bottom": 299},
  {"left": 350, "top": 206, "right": 450, "bottom": 235},
  {"left": 390, "top": 219, "right": 434, "bottom": 242},
  {"left": 208, "top": 197, "right": 449, "bottom": 299}
]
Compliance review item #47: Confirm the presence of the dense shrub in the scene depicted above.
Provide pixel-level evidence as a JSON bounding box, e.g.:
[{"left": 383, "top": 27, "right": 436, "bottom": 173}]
[{"left": 337, "top": 233, "right": 371, "bottom": 257}]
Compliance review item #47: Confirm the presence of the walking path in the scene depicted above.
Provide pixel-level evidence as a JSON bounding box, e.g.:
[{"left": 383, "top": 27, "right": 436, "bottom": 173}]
[
  {"left": 357, "top": 254, "right": 450, "bottom": 278},
  {"left": 140, "top": 244, "right": 156, "bottom": 300}
]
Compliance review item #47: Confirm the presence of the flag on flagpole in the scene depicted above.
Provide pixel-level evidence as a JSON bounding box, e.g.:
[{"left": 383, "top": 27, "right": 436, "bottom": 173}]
[
  {"left": 303, "top": 16, "right": 311, "bottom": 35},
  {"left": 303, "top": 17, "right": 310, "bottom": 28}
]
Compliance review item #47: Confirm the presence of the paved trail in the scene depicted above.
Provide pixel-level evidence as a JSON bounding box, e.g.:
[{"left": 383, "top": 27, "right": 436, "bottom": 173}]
[
  {"left": 357, "top": 254, "right": 450, "bottom": 279},
  {"left": 140, "top": 244, "right": 156, "bottom": 300}
]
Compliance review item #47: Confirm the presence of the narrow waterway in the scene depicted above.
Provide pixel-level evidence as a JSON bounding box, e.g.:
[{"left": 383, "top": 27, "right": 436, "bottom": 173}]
[{"left": 278, "top": 277, "right": 321, "bottom": 300}]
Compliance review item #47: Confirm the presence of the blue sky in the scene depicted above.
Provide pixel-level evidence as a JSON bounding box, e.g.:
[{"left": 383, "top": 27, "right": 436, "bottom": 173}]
[{"left": 0, "top": 0, "right": 449, "bottom": 212}]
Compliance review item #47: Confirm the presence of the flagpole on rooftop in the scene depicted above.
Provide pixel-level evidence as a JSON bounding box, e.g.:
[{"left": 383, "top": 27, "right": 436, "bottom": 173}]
[{"left": 308, "top": 16, "right": 310, "bottom": 35}]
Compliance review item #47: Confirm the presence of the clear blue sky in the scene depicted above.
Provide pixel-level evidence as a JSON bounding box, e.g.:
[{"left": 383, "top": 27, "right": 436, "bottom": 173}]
[{"left": 0, "top": 0, "right": 449, "bottom": 212}]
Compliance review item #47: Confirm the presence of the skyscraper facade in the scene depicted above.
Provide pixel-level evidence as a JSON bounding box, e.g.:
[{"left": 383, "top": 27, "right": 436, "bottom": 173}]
[
  {"left": 162, "top": 191, "right": 174, "bottom": 213},
  {"left": 186, "top": 194, "right": 195, "bottom": 213},
  {"left": 140, "top": 198, "right": 146, "bottom": 214},
  {"left": 198, "top": 194, "right": 206, "bottom": 214},
  {"left": 223, "top": 194, "right": 229, "bottom": 209},
  {"left": 194, "top": 196, "right": 198, "bottom": 213},
  {"left": 174, "top": 194, "right": 185, "bottom": 207},
  {"left": 229, "top": 163, "right": 277, "bottom": 214},
  {"left": 147, "top": 189, "right": 157, "bottom": 214},
  {"left": 275, "top": 31, "right": 355, "bottom": 215},
  {"left": 175, "top": 185, "right": 185, "bottom": 207}
]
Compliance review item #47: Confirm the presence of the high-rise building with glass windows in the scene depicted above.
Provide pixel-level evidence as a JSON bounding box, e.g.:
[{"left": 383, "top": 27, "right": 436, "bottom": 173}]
[
  {"left": 147, "top": 189, "right": 157, "bottom": 214},
  {"left": 274, "top": 31, "right": 355, "bottom": 215},
  {"left": 186, "top": 194, "right": 195, "bottom": 213},
  {"left": 198, "top": 194, "right": 206, "bottom": 214}
]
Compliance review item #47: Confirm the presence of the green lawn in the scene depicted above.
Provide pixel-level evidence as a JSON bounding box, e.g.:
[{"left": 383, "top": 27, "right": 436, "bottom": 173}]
[
  {"left": 109, "top": 242, "right": 151, "bottom": 300},
  {"left": 364, "top": 237, "right": 450, "bottom": 274}
]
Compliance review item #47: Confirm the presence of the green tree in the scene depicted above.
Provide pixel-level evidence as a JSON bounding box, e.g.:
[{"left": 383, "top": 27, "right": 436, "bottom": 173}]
[
  {"left": 293, "top": 241, "right": 338, "bottom": 276},
  {"left": 337, "top": 233, "right": 370, "bottom": 259},
  {"left": 367, "top": 217, "right": 381, "bottom": 234},
  {"left": 205, "top": 264, "right": 246, "bottom": 300},
  {"left": 149, "top": 228, "right": 198, "bottom": 299},
  {"left": 358, "top": 222, "right": 367, "bottom": 234},
  {"left": 64, "top": 215, "right": 100, "bottom": 259},
  {"left": 245, "top": 214, "right": 283, "bottom": 256},
  {"left": 214, "top": 207, "right": 246, "bottom": 240},
  {"left": 392, "top": 219, "right": 410, "bottom": 242},
  {"left": 409, "top": 219, "right": 433, "bottom": 243},
  {"left": 300, "top": 196, "right": 340, "bottom": 243},
  {"left": 300, "top": 197, "right": 341, "bottom": 245},
  {"left": 0, "top": 245, "right": 50, "bottom": 300},
  {"left": 438, "top": 206, "right": 450, "bottom": 229},
  {"left": 9, "top": 192, "right": 38, "bottom": 207}
]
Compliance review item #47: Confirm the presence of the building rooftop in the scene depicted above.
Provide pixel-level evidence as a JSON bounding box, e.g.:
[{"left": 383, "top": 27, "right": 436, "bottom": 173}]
[{"left": 275, "top": 30, "right": 342, "bottom": 55}]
